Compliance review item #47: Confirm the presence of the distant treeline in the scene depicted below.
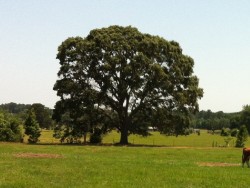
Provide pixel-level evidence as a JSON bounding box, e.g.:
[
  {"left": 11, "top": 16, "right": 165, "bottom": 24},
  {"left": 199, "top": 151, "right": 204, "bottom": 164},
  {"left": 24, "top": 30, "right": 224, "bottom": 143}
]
[
  {"left": 0, "top": 102, "right": 31, "bottom": 115},
  {"left": 192, "top": 106, "right": 250, "bottom": 133},
  {"left": 0, "top": 102, "right": 54, "bottom": 129}
]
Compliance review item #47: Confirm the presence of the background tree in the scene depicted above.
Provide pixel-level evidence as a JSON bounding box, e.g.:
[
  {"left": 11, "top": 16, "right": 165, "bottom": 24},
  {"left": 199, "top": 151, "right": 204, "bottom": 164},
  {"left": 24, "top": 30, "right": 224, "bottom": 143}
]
[
  {"left": 229, "top": 114, "right": 241, "bottom": 129},
  {"left": 31, "top": 103, "right": 54, "bottom": 129},
  {"left": 235, "top": 125, "right": 248, "bottom": 148},
  {"left": 24, "top": 109, "right": 41, "bottom": 143},
  {"left": 53, "top": 25, "right": 203, "bottom": 144},
  {"left": 241, "top": 105, "right": 250, "bottom": 133}
]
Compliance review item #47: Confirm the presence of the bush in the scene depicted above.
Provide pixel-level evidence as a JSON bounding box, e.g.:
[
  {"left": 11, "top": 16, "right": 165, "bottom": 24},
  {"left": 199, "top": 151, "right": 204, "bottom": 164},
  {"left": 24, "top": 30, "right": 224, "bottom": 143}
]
[
  {"left": 221, "top": 128, "right": 230, "bottom": 136},
  {"left": 0, "top": 128, "right": 15, "bottom": 141},
  {"left": 0, "top": 112, "right": 23, "bottom": 142},
  {"left": 230, "top": 128, "right": 238, "bottom": 137}
]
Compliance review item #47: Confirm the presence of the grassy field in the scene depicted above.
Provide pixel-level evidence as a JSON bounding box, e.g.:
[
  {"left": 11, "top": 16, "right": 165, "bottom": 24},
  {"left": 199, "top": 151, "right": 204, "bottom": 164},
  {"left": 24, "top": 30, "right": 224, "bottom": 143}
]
[
  {"left": 1, "top": 131, "right": 250, "bottom": 187},
  {"left": 38, "top": 129, "right": 249, "bottom": 148}
]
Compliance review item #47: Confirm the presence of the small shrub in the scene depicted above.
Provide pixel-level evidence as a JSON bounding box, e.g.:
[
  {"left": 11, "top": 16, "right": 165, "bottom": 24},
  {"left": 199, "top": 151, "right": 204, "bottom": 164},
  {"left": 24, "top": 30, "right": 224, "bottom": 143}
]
[
  {"left": 235, "top": 125, "right": 248, "bottom": 147},
  {"left": 221, "top": 128, "right": 230, "bottom": 136},
  {"left": 0, "top": 128, "right": 15, "bottom": 141},
  {"left": 230, "top": 128, "right": 238, "bottom": 137},
  {"left": 0, "top": 114, "right": 23, "bottom": 142}
]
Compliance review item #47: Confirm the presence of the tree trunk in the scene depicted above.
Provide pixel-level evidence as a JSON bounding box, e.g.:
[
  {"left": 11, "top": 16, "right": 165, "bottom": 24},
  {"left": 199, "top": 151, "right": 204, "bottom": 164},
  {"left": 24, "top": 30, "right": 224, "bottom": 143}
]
[
  {"left": 120, "top": 127, "right": 128, "bottom": 145},
  {"left": 83, "top": 132, "right": 87, "bottom": 144},
  {"left": 118, "top": 107, "right": 130, "bottom": 145}
]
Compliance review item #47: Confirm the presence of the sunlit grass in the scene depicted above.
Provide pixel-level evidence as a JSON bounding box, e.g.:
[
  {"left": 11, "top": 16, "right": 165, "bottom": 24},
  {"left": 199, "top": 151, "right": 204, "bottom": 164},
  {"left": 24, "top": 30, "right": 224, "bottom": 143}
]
[{"left": 0, "top": 143, "right": 247, "bottom": 188}]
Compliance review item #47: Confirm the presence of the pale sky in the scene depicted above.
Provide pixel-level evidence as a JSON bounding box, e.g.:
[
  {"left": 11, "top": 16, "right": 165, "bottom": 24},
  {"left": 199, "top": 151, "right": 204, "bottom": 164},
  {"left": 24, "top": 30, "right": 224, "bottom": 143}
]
[{"left": 0, "top": 0, "right": 250, "bottom": 113}]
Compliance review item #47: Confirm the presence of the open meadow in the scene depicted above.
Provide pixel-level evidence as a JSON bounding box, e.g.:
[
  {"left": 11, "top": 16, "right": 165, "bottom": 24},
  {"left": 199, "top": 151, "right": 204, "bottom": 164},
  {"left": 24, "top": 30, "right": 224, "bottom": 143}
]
[{"left": 1, "top": 131, "right": 250, "bottom": 187}]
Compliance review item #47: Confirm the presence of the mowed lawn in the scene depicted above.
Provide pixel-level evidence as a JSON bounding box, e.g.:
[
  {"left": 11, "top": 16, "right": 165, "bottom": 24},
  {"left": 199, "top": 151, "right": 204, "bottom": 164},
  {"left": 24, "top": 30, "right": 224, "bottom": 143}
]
[{"left": 1, "top": 131, "right": 250, "bottom": 187}]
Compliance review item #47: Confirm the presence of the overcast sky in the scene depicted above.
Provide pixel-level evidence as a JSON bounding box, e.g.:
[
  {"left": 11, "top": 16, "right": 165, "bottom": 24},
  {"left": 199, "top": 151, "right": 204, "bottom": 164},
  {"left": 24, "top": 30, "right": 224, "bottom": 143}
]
[{"left": 1, "top": 0, "right": 250, "bottom": 113}]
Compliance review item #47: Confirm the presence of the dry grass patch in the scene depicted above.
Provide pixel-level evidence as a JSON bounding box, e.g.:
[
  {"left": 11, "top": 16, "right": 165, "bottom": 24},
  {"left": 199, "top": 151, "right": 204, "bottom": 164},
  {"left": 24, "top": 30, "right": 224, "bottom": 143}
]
[
  {"left": 197, "top": 162, "right": 240, "bottom": 167},
  {"left": 14, "top": 153, "right": 63, "bottom": 158}
]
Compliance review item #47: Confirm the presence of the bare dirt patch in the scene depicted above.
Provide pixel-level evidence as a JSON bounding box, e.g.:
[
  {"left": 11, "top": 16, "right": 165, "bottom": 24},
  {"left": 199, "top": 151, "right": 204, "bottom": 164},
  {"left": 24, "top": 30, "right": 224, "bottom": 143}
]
[
  {"left": 14, "top": 153, "right": 63, "bottom": 158},
  {"left": 197, "top": 162, "right": 240, "bottom": 167}
]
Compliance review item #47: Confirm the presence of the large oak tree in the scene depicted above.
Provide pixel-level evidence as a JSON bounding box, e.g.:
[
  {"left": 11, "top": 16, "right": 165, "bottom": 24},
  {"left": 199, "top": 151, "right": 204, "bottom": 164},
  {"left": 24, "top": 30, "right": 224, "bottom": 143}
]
[{"left": 53, "top": 26, "right": 203, "bottom": 144}]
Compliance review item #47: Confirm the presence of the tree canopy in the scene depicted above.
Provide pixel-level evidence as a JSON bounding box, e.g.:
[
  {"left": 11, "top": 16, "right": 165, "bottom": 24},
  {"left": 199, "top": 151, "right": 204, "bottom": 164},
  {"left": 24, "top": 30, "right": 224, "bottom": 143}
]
[{"left": 53, "top": 25, "right": 203, "bottom": 144}]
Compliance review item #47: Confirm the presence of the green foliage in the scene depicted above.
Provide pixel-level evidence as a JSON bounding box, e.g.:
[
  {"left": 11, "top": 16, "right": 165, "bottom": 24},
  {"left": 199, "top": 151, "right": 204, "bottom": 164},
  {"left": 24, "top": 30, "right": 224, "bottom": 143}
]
[
  {"left": 151, "top": 108, "right": 191, "bottom": 136},
  {"left": 193, "top": 110, "right": 232, "bottom": 130},
  {"left": 0, "top": 102, "right": 31, "bottom": 114},
  {"left": 0, "top": 102, "right": 54, "bottom": 129},
  {"left": 241, "top": 105, "right": 250, "bottom": 133},
  {"left": 191, "top": 107, "right": 250, "bottom": 139},
  {"left": 31, "top": 103, "right": 54, "bottom": 129},
  {"left": 0, "top": 110, "right": 23, "bottom": 142},
  {"left": 53, "top": 105, "right": 111, "bottom": 144},
  {"left": 54, "top": 25, "right": 203, "bottom": 144},
  {"left": 230, "top": 128, "right": 238, "bottom": 137},
  {"left": 24, "top": 109, "right": 41, "bottom": 143},
  {"left": 221, "top": 127, "right": 230, "bottom": 136},
  {"left": 230, "top": 114, "right": 241, "bottom": 129},
  {"left": 235, "top": 125, "right": 248, "bottom": 147}
]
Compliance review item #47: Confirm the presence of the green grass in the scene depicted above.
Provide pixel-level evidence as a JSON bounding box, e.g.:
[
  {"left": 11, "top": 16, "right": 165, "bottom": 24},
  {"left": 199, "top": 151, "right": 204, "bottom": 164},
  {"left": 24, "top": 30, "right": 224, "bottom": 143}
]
[
  {"left": 0, "top": 143, "right": 248, "bottom": 188},
  {"left": 2, "top": 130, "right": 250, "bottom": 187}
]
